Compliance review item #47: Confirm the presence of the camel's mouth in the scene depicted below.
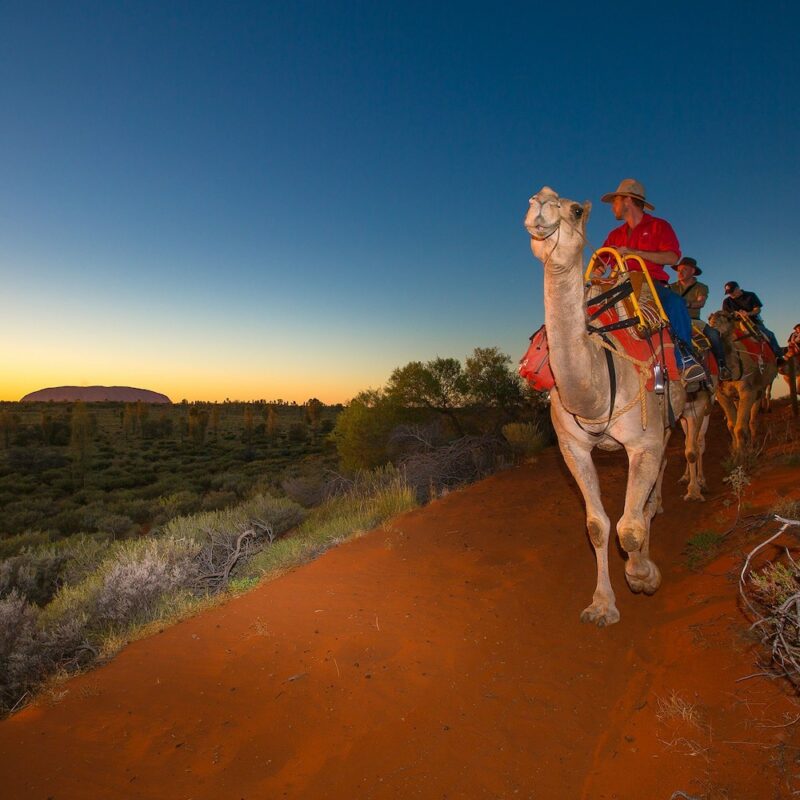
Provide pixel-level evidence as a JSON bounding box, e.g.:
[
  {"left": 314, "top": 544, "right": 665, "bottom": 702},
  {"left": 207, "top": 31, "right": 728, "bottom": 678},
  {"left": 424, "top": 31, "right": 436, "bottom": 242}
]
[{"left": 526, "top": 222, "right": 559, "bottom": 241}]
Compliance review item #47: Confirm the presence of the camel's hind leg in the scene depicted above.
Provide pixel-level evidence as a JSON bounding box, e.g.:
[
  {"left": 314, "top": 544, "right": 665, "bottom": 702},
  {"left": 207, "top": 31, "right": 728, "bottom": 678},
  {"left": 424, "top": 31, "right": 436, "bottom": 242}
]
[
  {"left": 617, "top": 445, "right": 664, "bottom": 595},
  {"left": 557, "top": 436, "right": 619, "bottom": 627},
  {"left": 681, "top": 397, "right": 709, "bottom": 501}
]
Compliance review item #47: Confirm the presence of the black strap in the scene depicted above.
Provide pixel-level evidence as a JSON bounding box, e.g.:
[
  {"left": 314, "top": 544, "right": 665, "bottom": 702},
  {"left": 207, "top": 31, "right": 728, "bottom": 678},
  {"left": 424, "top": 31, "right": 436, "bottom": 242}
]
[
  {"left": 588, "top": 317, "right": 640, "bottom": 334},
  {"left": 574, "top": 335, "right": 617, "bottom": 437},
  {"left": 587, "top": 280, "right": 634, "bottom": 315}
]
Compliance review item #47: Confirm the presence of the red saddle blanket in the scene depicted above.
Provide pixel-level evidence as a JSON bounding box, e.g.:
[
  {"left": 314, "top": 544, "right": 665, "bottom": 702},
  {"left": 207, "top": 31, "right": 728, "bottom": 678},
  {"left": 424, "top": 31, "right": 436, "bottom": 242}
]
[
  {"left": 519, "top": 314, "right": 681, "bottom": 393},
  {"left": 734, "top": 329, "right": 774, "bottom": 363}
]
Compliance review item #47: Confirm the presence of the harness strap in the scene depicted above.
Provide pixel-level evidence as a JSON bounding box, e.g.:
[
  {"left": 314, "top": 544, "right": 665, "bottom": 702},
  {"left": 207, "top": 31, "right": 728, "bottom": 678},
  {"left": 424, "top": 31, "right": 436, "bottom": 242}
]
[
  {"left": 587, "top": 280, "right": 634, "bottom": 317},
  {"left": 573, "top": 337, "right": 617, "bottom": 437},
  {"left": 588, "top": 317, "right": 640, "bottom": 334}
]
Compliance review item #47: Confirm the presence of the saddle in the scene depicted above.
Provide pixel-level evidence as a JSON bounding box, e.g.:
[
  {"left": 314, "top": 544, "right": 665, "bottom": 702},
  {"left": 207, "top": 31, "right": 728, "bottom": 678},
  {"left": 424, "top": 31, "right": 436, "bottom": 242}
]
[
  {"left": 733, "top": 323, "right": 774, "bottom": 365},
  {"left": 584, "top": 248, "right": 669, "bottom": 339}
]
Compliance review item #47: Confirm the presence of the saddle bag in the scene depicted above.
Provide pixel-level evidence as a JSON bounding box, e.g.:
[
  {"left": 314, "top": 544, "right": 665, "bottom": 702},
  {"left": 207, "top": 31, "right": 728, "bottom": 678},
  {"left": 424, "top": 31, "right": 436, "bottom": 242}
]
[{"left": 519, "top": 325, "right": 555, "bottom": 391}]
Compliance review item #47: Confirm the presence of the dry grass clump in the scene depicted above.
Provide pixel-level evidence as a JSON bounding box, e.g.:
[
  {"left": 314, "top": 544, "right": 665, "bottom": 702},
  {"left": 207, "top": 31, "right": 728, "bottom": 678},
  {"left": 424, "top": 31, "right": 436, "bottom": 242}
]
[
  {"left": 656, "top": 690, "right": 703, "bottom": 727},
  {"left": 740, "top": 515, "right": 800, "bottom": 687},
  {"left": 501, "top": 420, "right": 550, "bottom": 460}
]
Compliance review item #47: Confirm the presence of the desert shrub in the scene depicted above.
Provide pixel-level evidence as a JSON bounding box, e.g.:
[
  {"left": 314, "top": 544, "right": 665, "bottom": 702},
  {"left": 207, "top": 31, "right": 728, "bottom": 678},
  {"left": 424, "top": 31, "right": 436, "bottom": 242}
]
[
  {"left": 0, "top": 548, "right": 70, "bottom": 605},
  {"left": 0, "top": 590, "right": 92, "bottom": 711},
  {"left": 164, "top": 493, "right": 304, "bottom": 543},
  {"left": 287, "top": 422, "right": 308, "bottom": 444},
  {"left": 684, "top": 530, "right": 727, "bottom": 570},
  {"left": 92, "top": 513, "right": 136, "bottom": 538},
  {"left": 0, "top": 530, "right": 56, "bottom": 560},
  {"left": 400, "top": 435, "right": 509, "bottom": 503},
  {"left": 157, "top": 490, "right": 200, "bottom": 520},
  {"left": 92, "top": 539, "right": 200, "bottom": 629},
  {"left": 501, "top": 420, "right": 550, "bottom": 459},
  {"left": 200, "top": 490, "right": 238, "bottom": 511},
  {"left": 750, "top": 562, "right": 799, "bottom": 608}
]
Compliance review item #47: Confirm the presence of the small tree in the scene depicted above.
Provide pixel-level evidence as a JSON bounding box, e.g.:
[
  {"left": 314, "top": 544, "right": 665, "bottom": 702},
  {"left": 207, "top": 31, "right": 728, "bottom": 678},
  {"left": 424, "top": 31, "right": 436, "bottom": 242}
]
[
  {"left": 69, "top": 401, "right": 93, "bottom": 482},
  {"left": 332, "top": 389, "right": 404, "bottom": 472},
  {"left": 304, "top": 398, "right": 323, "bottom": 429},
  {"left": 387, "top": 358, "right": 467, "bottom": 435},
  {"left": 265, "top": 406, "right": 280, "bottom": 441}
]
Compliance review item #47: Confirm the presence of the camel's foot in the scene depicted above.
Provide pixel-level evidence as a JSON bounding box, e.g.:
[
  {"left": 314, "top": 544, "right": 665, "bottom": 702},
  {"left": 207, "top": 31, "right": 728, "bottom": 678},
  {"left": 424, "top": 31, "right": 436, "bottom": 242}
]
[
  {"left": 683, "top": 488, "right": 705, "bottom": 502},
  {"left": 580, "top": 601, "right": 620, "bottom": 627},
  {"left": 625, "top": 558, "right": 662, "bottom": 595},
  {"left": 678, "top": 472, "right": 689, "bottom": 484}
]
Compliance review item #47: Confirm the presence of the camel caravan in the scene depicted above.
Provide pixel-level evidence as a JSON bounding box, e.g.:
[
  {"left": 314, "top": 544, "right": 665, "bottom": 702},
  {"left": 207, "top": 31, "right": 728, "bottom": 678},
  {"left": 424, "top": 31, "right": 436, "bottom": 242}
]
[{"left": 520, "top": 181, "right": 796, "bottom": 627}]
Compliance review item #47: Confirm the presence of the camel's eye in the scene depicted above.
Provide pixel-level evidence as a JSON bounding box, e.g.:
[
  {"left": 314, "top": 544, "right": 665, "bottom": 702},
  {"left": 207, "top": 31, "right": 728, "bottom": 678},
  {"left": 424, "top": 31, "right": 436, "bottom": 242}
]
[{"left": 572, "top": 204, "right": 583, "bottom": 219}]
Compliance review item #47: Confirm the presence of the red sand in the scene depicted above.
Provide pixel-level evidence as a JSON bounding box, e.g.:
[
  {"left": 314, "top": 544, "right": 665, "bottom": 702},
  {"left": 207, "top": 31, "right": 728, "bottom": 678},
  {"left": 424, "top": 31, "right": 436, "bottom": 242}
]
[{"left": 2, "top": 407, "right": 800, "bottom": 799}]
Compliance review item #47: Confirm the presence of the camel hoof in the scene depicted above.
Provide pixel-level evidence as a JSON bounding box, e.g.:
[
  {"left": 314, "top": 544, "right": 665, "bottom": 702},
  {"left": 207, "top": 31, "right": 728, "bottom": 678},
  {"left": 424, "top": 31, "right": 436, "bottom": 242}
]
[
  {"left": 625, "top": 559, "right": 661, "bottom": 595},
  {"left": 580, "top": 603, "right": 620, "bottom": 627},
  {"left": 678, "top": 474, "right": 689, "bottom": 484},
  {"left": 683, "top": 491, "right": 705, "bottom": 502}
]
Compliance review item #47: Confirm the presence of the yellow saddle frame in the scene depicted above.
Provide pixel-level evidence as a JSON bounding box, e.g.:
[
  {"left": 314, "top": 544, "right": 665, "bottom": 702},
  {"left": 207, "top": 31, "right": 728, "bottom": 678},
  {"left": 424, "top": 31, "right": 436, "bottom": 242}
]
[{"left": 585, "top": 247, "right": 669, "bottom": 332}]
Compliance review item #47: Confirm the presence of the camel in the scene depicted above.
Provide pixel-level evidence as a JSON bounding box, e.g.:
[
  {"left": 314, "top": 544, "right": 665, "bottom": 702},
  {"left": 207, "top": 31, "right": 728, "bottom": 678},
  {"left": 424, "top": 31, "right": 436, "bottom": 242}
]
[
  {"left": 779, "top": 348, "right": 800, "bottom": 396},
  {"left": 708, "top": 310, "right": 777, "bottom": 454},
  {"left": 524, "top": 187, "right": 686, "bottom": 627}
]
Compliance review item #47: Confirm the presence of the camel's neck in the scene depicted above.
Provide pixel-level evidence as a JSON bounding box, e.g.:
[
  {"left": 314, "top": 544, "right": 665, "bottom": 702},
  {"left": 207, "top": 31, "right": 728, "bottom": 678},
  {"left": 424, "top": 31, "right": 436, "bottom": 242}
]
[
  {"left": 719, "top": 329, "right": 743, "bottom": 379},
  {"left": 544, "top": 260, "right": 606, "bottom": 414}
]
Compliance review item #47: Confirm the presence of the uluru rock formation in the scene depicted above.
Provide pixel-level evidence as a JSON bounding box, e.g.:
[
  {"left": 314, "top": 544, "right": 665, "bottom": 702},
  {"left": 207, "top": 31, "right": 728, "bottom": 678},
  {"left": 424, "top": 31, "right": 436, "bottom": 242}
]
[{"left": 20, "top": 386, "right": 171, "bottom": 403}]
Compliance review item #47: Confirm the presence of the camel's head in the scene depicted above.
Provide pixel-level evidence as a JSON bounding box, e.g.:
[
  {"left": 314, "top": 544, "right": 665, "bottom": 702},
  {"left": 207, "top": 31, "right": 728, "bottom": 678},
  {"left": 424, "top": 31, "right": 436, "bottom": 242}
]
[
  {"left": 524, "top": 187, "right": 591, "bottom": 267},
  {"left": 708, "top": 309, "right": 736, "bottom": 336}
]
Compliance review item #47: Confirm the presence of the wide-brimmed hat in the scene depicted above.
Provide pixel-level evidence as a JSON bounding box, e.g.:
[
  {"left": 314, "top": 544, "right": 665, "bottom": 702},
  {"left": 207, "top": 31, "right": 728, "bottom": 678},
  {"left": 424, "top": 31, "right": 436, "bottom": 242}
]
[
  {"left": 601, "top": 178, "right": 655, "bottom": 211},
  {"left": 672, "top": 256, "right": 702, "bottom": 275}
]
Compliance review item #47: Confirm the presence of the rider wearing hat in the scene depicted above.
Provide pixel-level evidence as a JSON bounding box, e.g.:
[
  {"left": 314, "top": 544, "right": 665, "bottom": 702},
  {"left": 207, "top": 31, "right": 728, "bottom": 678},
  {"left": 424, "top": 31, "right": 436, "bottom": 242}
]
[
  {"left": 722, "top": 281, "right": 784, "bottom": 361},
  {"left": 600, "top": 179, "right": 706, "bottom": 388},
  {"left": 668, "top": 257, "right": 731, "bottom": 380}
]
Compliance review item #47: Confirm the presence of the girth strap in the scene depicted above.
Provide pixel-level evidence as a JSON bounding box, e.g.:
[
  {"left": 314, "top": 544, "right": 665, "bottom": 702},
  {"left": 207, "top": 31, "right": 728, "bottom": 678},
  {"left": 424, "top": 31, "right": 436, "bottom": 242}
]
[{"left": 574, "top": 334, "right": 617, "bottom": 437}]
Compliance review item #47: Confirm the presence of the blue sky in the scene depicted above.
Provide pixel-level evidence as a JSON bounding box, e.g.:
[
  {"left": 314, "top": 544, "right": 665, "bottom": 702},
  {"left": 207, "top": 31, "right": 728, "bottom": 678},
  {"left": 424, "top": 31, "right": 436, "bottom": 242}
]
[{"left": 1, "top": 1, "right": 798, "bottom": 402}]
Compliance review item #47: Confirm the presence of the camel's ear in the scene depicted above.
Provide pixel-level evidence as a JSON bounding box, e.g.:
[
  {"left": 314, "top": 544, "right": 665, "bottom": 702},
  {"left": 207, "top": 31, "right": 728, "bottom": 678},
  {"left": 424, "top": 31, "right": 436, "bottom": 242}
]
[{"left": 581, "top": 200, "right": 592, "bottom": 223}]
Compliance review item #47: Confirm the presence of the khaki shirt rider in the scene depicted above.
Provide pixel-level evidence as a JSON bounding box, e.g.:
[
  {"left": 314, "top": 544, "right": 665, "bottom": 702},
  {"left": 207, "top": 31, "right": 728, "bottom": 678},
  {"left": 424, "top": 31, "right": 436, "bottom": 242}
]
[{"left": 668, "top": 279, "right": 709, "bottom": 321}]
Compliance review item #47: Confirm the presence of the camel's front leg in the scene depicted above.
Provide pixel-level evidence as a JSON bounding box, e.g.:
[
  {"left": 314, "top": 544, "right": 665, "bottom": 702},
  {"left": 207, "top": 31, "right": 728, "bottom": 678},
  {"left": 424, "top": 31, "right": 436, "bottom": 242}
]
[
  {"left": 617, "top": 446, "right": 664, "bottom": 595},
  {"left": 749, "top": 390, "right": 764, "bottom": 443},
  {"left": 695, "top": 413, "right": 710, "bottom": 490},
  {"left": 557, "top": 434, "right": 618, "bottom": 626},
  {"left": 732, "top": 388, "right": 757, "bottom": 454},
  {"left": 716, "top": 389, "right": 738, "bottom": 447}
]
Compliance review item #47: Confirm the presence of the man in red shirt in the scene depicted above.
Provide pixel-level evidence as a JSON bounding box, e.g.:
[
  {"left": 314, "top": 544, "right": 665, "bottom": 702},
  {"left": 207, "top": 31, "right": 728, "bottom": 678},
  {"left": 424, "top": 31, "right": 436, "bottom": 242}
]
[{"left": 601, "top": 178, "right": 705, "bottom": 387}]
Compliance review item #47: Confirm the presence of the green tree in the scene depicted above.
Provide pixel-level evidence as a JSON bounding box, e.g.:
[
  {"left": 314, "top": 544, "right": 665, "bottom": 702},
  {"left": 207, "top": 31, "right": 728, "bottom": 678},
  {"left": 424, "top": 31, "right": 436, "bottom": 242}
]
[
  {"left": 331, "top": 389, "right": 403, "bottom": 472},
  {"left": 464, "top": 347, "right": 524, "bottom": 412},
  {"left": 387, "top": 357, "right": 467, "bottom": 435}
]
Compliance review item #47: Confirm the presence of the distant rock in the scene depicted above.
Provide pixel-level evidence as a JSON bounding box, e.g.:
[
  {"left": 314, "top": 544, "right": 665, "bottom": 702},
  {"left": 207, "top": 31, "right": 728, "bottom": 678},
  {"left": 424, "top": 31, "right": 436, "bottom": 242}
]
[{"left": 20, "top": 386, "right": 172, "bottom": 404}]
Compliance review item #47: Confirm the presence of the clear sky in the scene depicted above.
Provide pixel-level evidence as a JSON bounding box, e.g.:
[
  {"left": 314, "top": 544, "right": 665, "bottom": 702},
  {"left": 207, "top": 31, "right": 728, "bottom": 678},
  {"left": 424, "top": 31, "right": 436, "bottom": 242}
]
[{"left": 2, "top": 1, "right": 798, "bottom": 403}]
